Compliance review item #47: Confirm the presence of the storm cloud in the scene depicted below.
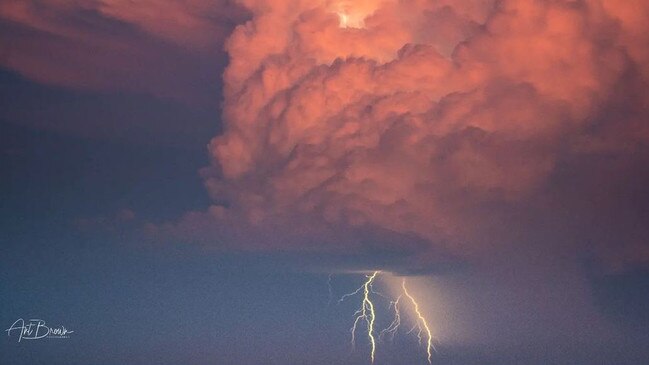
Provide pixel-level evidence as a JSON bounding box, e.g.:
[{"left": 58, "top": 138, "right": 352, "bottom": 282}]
[{"left": 153, "top": 0, "right": 649, "bottom": 273}]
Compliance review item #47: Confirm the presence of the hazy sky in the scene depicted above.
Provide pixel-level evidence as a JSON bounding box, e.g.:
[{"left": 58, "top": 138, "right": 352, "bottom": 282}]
[{"left": 2, "top": 1, "right": 649, "bottom": 364}]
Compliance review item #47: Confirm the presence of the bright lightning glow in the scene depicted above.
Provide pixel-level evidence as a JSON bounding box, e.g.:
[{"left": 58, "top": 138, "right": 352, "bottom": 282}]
[
  {"left": 333, "top": 1, "right": 368, "bottom": 29},
  {"left": 336, "top": 11, "right": 366, "bottom": 28},
  {"left": 402, "top": 279, "right": 434, "bottom": 364},
  {"left": 338, "top": 12, "right": 350, "bottom": 27}
]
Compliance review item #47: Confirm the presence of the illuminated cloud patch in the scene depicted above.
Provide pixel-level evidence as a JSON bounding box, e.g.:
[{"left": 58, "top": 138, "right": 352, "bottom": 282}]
[{"left": 181, "top": 0, "right": 649, "bottom": 270}]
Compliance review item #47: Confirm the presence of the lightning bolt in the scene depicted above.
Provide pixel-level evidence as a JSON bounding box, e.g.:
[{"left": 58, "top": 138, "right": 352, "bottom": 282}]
[
  {"left": 379, "top": 295, "right": 401, "bottom": 343},
  {"left": 402, "top": 278, "right": 434, "bottom": 364},
  {"left": 340, "top": 271, "right": 380, "bottom": 363},
  {"left": 336, "top": 272, "right": 437, "bottom": 364}
]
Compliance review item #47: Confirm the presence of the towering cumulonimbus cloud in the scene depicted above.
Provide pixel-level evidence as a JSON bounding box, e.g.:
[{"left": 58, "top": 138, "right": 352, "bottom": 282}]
[{"left": 195, "top": 0, "right": 649, "bottom": 267}]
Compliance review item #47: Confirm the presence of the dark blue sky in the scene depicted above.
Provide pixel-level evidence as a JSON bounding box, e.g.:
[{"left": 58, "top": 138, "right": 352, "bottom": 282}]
[{"left": 3, "top": 1, "right": 649, "bottom": 364}]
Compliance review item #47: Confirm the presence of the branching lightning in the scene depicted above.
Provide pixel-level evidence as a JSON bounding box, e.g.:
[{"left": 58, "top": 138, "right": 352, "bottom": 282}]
[
  {"left": 336, "top": 272, "right": 437, "bottom": 364},
  {"left": 379, "top": 295, "right": 401, "bottom": 342},
  {"left": 347, "top": 271, "right": 379, "bottom": 362},
  {"left": 402, "top": 278, "right": 435, "bottom": 364}
]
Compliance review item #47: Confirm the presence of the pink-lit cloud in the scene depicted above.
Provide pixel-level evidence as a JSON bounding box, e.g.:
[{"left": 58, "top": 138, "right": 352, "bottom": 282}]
[{"left": 158, "top": 0, "right": 649, "bottom": 270}]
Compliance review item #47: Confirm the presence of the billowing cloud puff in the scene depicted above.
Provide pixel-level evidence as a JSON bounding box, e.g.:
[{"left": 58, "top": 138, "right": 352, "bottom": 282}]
[{"left": 149, "top": 0, "right": 649, "bottom": 270}]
